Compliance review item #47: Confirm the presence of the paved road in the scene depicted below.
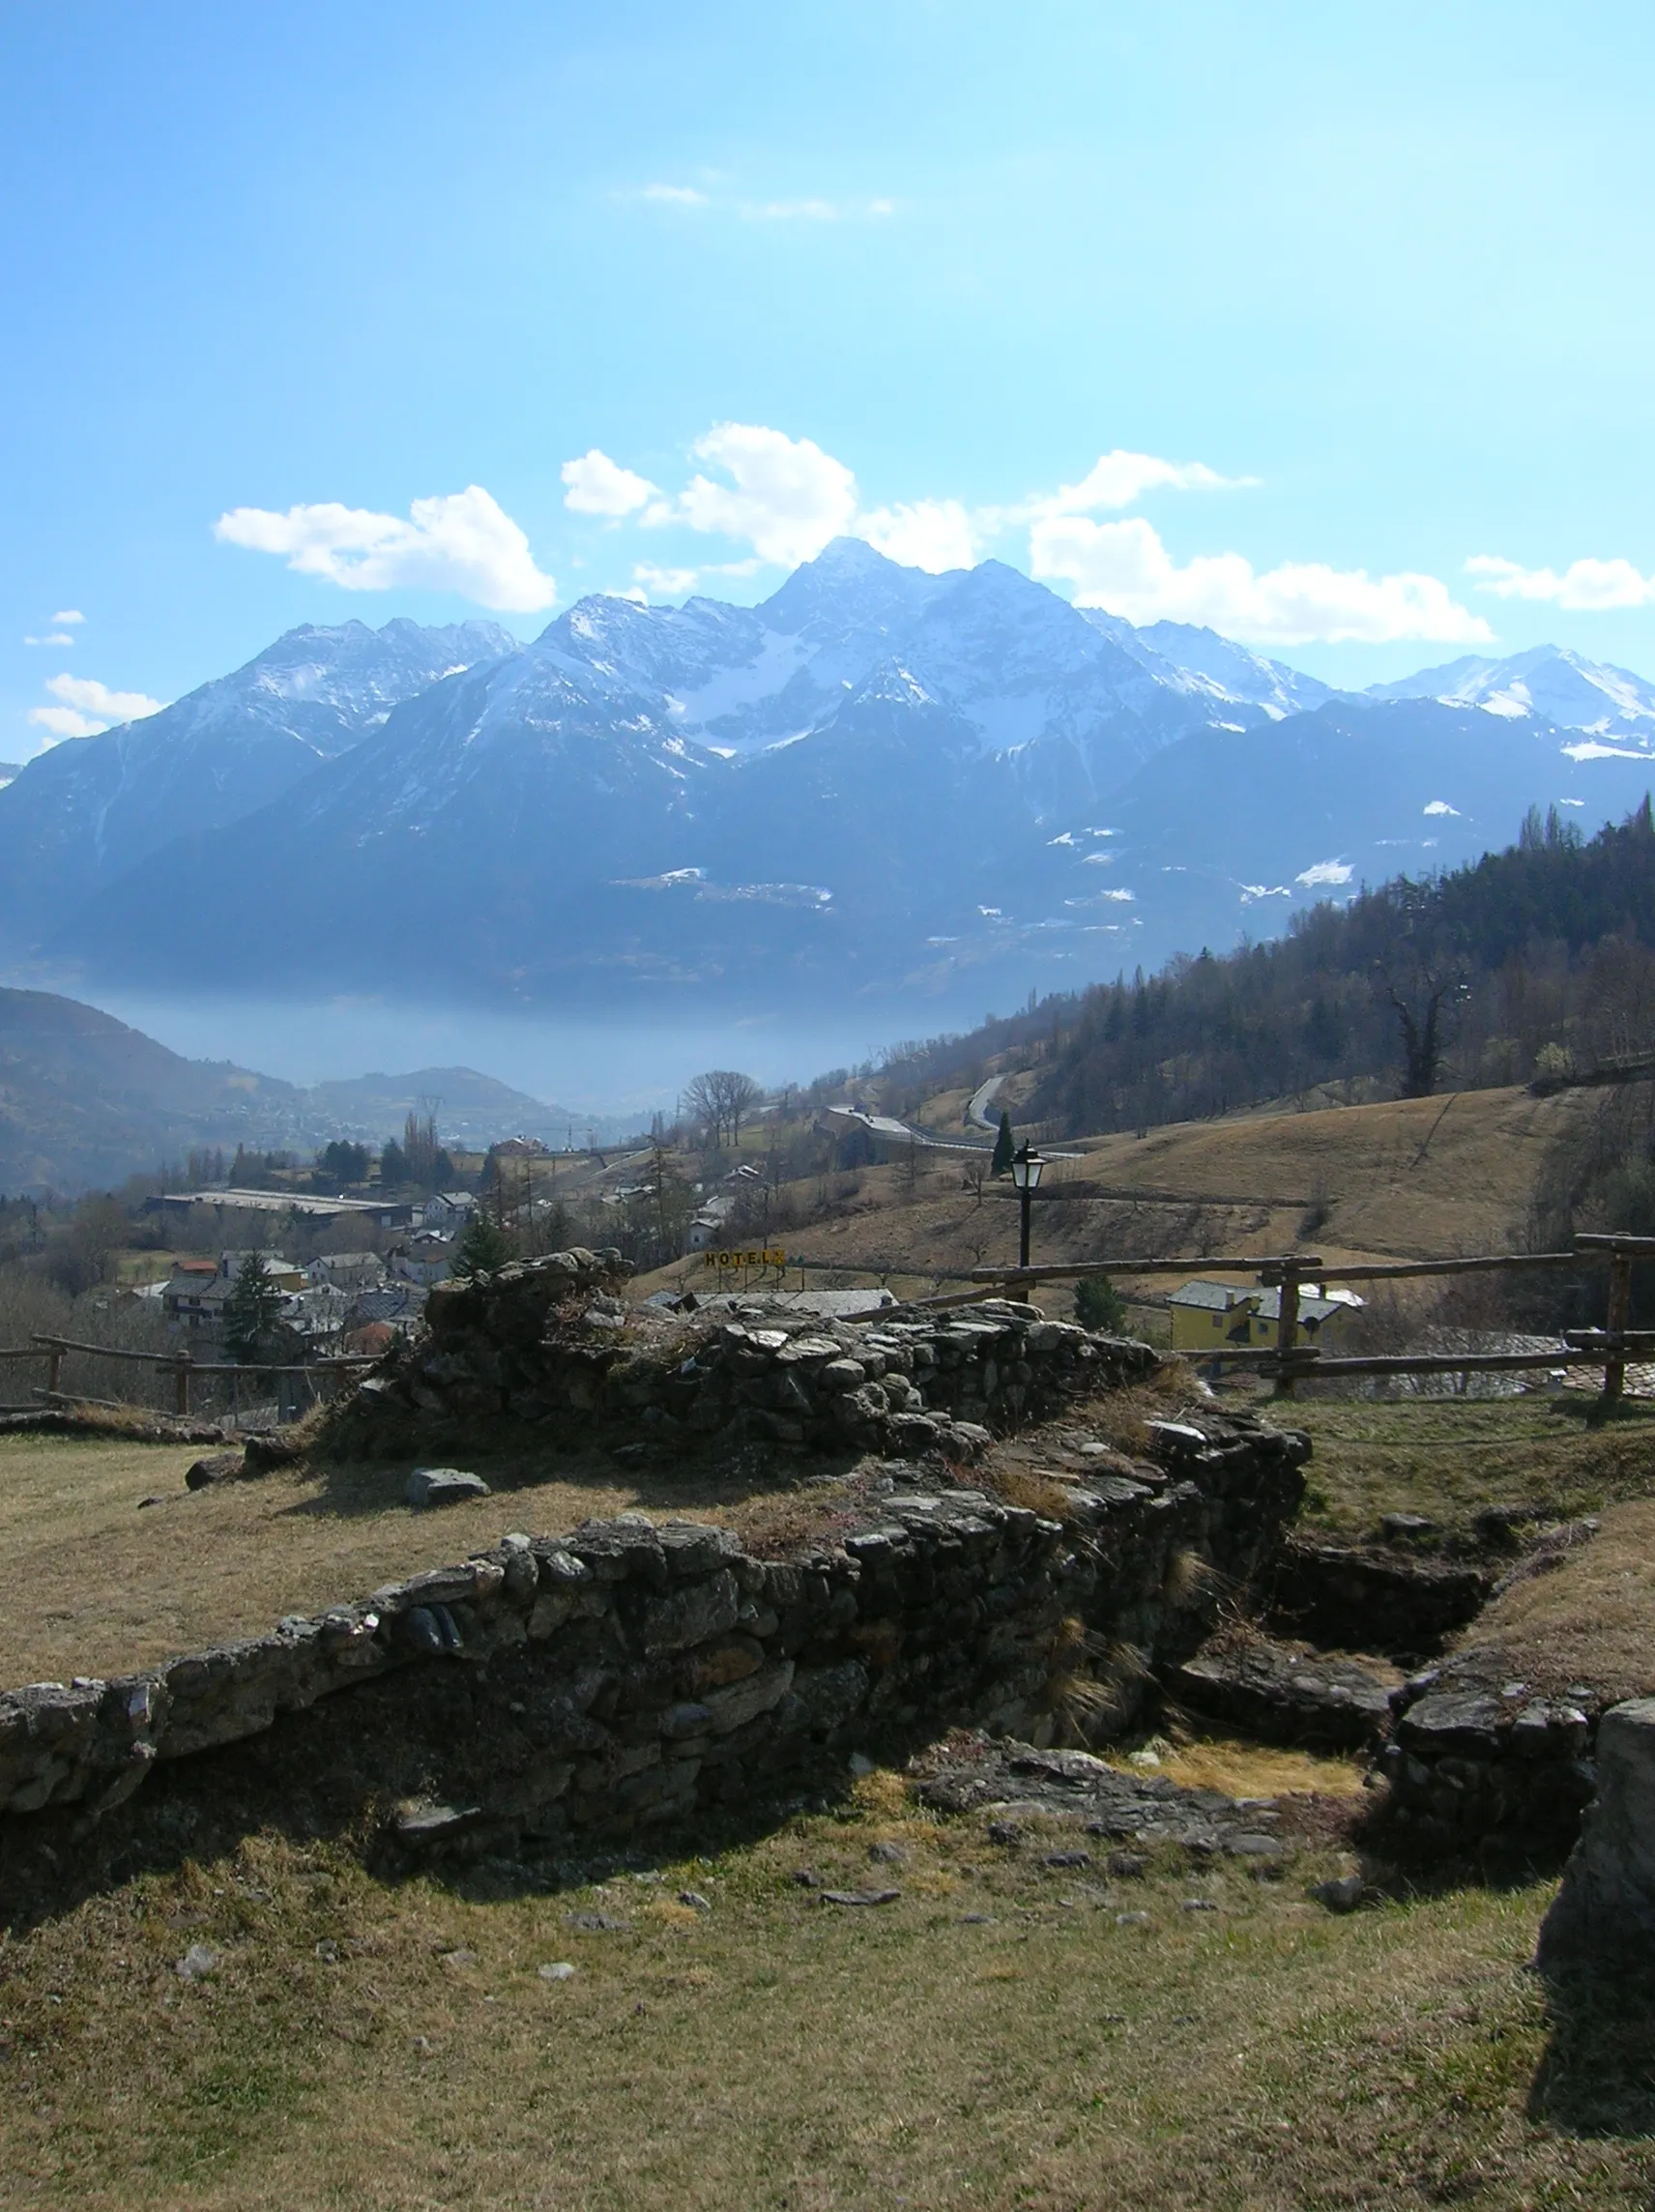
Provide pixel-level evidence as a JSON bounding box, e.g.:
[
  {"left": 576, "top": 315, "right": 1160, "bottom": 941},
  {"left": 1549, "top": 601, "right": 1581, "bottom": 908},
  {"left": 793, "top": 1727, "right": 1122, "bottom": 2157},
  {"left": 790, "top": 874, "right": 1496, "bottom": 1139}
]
[{"left": 967, "top": 1074, "right": 1005, "bottom": 1131}]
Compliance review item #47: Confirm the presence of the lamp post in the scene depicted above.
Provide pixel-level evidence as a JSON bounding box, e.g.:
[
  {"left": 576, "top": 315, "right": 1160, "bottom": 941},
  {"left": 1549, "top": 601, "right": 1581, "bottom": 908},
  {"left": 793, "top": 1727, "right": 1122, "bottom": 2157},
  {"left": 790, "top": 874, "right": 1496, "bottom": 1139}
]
[{"left": 1009, "top": 1141, "right": 1045, "bottom": 1270}]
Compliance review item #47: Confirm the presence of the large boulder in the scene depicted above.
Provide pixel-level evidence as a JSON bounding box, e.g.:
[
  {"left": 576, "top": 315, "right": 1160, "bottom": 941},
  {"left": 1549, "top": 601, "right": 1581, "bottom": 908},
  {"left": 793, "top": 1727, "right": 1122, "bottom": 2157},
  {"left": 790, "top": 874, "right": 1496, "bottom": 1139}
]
[{"left": 1536, "top": 1697, "right": 1655, "bottom": 1977}]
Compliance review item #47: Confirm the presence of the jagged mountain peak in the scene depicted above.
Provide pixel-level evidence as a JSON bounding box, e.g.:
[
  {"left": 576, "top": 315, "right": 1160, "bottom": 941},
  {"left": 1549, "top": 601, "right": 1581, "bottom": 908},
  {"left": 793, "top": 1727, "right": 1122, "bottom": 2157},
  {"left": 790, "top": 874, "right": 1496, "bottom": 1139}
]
[
  {"left": 758, "top": 535, "right": 955, "bottom": 643},
  {"left": 1367, "top": 642, "right": 1655, "bottom": 740}
]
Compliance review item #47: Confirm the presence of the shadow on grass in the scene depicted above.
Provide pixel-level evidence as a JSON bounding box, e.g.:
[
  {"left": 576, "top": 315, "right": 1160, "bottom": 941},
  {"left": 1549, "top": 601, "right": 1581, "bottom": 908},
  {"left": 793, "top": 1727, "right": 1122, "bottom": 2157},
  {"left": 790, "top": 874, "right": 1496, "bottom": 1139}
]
[
  {"left": 0, "top": 1634, "right": 921, "bottom": 1943},
  {"left": 1529, "top": 1970, "right": 1655, "bottom": 2137}
]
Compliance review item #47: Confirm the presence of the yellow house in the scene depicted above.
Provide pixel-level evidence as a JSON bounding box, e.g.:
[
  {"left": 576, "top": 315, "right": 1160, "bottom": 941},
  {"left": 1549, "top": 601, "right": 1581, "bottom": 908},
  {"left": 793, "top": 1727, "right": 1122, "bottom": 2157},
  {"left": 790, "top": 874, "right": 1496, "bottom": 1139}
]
[
  {"left": 1168, "top": 1280, "right": 1362, "bottom": 1356},
  {"left": 1245, "top": 1286, "right": 1358, "bottom": 1351},
  {"left": 1167, "top": 1280, "right": 1259, "bottom": 1353}
]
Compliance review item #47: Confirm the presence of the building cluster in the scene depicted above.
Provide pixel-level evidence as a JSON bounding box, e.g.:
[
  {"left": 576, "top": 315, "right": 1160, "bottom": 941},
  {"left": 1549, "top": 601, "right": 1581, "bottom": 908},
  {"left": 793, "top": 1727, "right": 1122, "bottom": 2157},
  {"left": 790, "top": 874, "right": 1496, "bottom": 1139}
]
[{"left": 147, "top": 1192, "right": 478, "bottom": 1359}]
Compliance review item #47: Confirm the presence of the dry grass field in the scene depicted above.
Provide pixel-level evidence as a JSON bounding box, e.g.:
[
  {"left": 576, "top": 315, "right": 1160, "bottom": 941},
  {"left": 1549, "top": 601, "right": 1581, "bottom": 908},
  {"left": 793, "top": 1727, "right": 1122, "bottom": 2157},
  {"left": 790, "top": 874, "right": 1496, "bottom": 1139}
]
[
  {"left": 1448, "top": 1494, "right": 1655, "bottom": 1707},
  {"left": 2, "top": 1761, "right": 1651, "bottom": 2210},
  {"left": 0, "top": 1432, "right": 826, "bottom": 1689}
]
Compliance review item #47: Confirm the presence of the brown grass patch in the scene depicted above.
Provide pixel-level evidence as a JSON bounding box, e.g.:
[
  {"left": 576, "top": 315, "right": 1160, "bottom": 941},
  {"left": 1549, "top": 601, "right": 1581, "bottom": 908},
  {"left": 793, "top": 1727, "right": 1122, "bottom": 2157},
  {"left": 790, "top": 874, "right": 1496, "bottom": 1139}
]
[
  {"left": 1146, "top": 1731, "right": 1371, "bottom": 1800},
  {"left": 1449, "top": 1495, "right": 1655, "bottom": 1703},
  {"left": 0, "top": 1430, "right": 876, "bottom": 1689},
  {"left": 982, "top": 1462, "right": 1074, "bottom": 1521}
]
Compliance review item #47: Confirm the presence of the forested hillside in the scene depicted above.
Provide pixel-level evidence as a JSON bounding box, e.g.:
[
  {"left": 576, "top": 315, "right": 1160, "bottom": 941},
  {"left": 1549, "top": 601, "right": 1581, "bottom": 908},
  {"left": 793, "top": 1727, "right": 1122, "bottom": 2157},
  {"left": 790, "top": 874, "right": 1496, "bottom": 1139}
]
[
  {"left": 1031, "top": 800, "right": 1655, "bottom": 1133},
  {"left": 859, "top": 800, "right": 1655, "bottom": 1136}
]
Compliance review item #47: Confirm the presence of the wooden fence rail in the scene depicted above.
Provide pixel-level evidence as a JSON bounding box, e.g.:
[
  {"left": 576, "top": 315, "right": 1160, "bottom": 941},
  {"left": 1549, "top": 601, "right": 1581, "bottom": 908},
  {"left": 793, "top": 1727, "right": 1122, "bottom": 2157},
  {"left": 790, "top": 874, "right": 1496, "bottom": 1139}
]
[
  {"left": 969, "top": 1233, "right": 1655, "bottom": 1407},
  {"left": 0, "top": 1335, "right": 382, "bottom": 1418}
]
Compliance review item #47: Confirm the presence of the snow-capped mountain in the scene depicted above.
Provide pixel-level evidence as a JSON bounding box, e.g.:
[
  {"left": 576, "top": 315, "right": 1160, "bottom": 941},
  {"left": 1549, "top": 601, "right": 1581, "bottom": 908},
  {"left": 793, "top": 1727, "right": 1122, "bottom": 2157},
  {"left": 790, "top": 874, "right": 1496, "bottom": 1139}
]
[
  {"left": 537, "top": 540, "right": 1283, "bottom": 776},
  {"left": 0, "top": 616, "right": 512, "bottom": 937},
  {"left": 8, "top": 541, "right": 1655, "bottom": 1021},
  {"left": 1088, "top": 612, "right": 1336, "bottom": 720},
  {"left": 1366, "top": 644, "right": 1655, "bottom": 747}
]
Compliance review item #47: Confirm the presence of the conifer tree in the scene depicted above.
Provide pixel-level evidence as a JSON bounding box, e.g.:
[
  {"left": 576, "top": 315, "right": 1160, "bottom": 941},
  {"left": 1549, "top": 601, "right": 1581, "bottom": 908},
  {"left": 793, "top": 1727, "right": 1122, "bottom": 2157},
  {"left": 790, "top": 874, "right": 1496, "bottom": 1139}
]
[
  {"left": 223, "top": 1250, "right": 285, "bottom": 1363},
  {"left": 991, "top": 1110, "right": 1015, "bottom": 1178},
  {"left": 451, "top": 1211, "right": 516, "bottom": 1279}
]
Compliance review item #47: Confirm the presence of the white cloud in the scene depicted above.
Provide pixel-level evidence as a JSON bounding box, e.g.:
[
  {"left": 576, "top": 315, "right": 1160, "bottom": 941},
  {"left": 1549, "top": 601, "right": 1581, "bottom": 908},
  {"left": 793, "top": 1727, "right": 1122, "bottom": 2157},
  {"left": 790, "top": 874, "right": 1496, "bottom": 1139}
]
[
  {"left": 562, "top": 449, "right": 658, "bottom": 518},
  {"left": 27, "top": 673, "right": 167, "bottom": 742},
  {"left": 663, "top": 423, "right": 859, "bottom": 568},
  {"left": 1031, "top": 513, "right": 1491, "bottom": 645},
  {"left": 1466, "top": 553, "right": 1655, "bottom": 610},
  {"left": 980, "top": 449, "right": 1251, "bottom": 536},
  {"left": 745, "top": 198, "right": 840, "bottom": 220},
  {"left": 632, "top": 563, "right": 703, "bottom": 599},
  {"left": 22, "top": 631, "right": 75, "bottom": 647},
  {"left": 52, "top": 609, "right": 85, "bottom": 626},
  {"left": 636, "top": 183, "right": 893, "bottom": 221},
  {"left": 1423, "top": 800, "right": 1461, "bottom": 816},
  {"left": 1296, "top": 859, "right": 1354, "bottom": 888},
  {"left": 1044, "top": 450, "right": 1250, "bottom": 516},
  {"left": 213, "top": 485, "right": 556, "bottom": 611},
  {"left": 857, "top": 499, "right": 976, "bottom": 573}
]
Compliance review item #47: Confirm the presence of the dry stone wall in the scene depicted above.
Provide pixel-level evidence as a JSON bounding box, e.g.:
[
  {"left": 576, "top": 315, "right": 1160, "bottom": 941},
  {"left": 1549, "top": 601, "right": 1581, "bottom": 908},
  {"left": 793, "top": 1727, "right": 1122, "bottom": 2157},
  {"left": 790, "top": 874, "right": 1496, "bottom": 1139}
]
[
  {"left": 344, "top": 1251, "right": 1161, "bottom": 1459},
  {"left": 1381, "top": 1664, "right": 1604, "bottom": 1855},
  {"left": 0, "top": 1412, "right": 1307, "bottom": 1868}
]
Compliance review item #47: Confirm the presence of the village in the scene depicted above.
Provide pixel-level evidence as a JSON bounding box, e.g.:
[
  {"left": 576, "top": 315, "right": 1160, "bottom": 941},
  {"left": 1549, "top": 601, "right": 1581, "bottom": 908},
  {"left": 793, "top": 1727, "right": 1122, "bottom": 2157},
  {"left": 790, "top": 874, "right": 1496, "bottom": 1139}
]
[{"left": 0, "top": 1073, "right": 1397, "bottom": 1405}]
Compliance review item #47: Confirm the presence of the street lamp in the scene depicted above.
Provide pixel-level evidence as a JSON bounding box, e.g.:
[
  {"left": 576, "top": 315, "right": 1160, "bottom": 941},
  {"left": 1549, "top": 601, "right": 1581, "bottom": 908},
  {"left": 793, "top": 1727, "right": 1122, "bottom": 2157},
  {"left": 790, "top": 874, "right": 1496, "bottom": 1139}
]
[{"left": 1009, "top": 1141, "right": 1045, "bottom": 1270}]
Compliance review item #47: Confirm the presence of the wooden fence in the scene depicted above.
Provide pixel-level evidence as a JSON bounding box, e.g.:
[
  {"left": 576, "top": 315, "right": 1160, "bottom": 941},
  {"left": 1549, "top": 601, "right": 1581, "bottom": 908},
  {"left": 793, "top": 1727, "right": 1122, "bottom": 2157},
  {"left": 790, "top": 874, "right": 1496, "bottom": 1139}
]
[
  {"left": 0, "top": 1334, "right": 381, "bottom": 1419},
  {"left": 967, "top": 1232, "right": 1655, "bottom": 1405}
]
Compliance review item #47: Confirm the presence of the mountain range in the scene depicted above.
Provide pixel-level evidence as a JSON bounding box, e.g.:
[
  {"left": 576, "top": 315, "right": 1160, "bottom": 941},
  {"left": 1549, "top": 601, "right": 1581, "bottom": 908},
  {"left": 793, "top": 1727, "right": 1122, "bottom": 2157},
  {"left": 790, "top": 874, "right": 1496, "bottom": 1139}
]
[{"left": 4, "top": 543, "right": 1653, "bottom": 1018}]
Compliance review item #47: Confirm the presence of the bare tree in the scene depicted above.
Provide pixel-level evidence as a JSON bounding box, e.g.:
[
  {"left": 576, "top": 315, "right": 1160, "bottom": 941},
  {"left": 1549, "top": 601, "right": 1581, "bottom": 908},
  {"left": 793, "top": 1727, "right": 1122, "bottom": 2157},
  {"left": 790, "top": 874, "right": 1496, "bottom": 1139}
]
[
  {"left": 683, "top": 1072, "right": 722, "bottom": 1146},
  {"left": 687, "top": 1070, "right": 764, "bottom": 1148},
  {"left": 1376, "top": 961, "right": 1467, "bottom": 1098},
  {"left": 713, "top": 1070, "right": 763, "bottom": 1148}
]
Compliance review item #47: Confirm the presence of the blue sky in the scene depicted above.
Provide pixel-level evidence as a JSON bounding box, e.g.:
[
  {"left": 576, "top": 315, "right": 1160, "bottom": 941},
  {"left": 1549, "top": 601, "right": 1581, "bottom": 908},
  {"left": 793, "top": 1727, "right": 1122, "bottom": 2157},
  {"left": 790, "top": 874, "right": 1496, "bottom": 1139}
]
[{"left": 7, "top": 0, "right": 1655, "bottom": 755}]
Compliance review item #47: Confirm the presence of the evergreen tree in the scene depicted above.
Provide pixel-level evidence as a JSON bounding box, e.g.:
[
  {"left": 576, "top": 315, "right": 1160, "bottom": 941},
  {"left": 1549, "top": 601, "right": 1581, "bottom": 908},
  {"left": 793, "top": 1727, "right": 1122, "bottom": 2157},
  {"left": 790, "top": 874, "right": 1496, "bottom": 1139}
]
[
  {"left": 991, "top": 1110, "right": 1015, "bottom": 1178},
  {"left": 451, "top": 1211, "right": 516, "bottom": 1279},
  {"left": 1074, "top": 1274, "right": 1128, "bottom": 1333},
  {"left": 223, "top": 1250, "right": 285, "bottom": 1363}
]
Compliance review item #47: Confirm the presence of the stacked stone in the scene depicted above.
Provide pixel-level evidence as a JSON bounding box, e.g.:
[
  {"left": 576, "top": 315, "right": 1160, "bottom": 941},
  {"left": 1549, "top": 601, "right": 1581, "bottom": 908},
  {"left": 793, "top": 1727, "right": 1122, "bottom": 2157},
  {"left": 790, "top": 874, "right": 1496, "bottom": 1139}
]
[
  {"left": 1381, "top": 1665, "right": 1603, "bottom": 1853},
  {"left": 363, "top": 1255, "right": 1161, "bottom": 1455},
  {"left": 0, "top": 1412, "right": 1308, "bottom": 1844}
]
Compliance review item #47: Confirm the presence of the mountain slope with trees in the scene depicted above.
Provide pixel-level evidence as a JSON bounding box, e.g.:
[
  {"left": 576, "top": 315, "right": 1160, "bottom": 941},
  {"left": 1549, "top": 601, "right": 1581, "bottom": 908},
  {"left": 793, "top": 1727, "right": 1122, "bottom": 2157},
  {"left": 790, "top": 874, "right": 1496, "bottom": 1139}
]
[{"left": 1035, "top": 798, "right": 1655, "bottom": 1132}]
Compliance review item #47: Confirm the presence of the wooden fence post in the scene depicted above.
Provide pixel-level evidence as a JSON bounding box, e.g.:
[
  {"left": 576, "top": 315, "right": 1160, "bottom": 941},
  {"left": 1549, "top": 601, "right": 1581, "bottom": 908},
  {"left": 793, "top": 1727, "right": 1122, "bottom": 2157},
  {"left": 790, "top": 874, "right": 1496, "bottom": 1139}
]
[
  {"left": 47, "top": 1342, "right": 62, "bottom": 1397},
  {"left": 1605, "top": 1247, "right": 1634, "bottom": 1405},
  {"left": 174, "top": 1353, "right": 191, "bottom": 1419},
  {"left": 1274, "top": 1264, "right": 1301, "bottom": 1398}
]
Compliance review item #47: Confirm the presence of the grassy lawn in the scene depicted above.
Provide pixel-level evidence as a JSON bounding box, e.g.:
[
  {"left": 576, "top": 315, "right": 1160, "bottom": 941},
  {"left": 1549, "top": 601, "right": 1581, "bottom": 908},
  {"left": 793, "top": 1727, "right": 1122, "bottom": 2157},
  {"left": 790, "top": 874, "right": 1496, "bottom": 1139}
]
[
  {"left": 1277, "top": 1393, "right": 1655, "bottom": 1543},
  {"left": 1, "top": 1763, "right": 1649, "bottom": 2210}
]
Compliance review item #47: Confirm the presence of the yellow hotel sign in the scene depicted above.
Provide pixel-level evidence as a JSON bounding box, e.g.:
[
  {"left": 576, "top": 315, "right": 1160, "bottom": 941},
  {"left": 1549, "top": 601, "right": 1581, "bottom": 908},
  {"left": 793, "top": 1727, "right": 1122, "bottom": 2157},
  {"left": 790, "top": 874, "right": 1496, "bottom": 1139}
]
[{"left": 702, "top": 1247, "right": 787, "bottom": 1270}]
